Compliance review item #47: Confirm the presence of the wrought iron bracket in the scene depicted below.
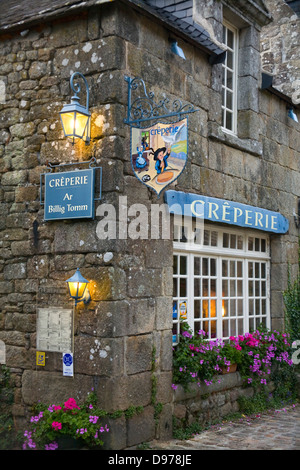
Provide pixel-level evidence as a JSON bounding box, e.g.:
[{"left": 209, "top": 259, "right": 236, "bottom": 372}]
[{"left": 124, "top": 76, "right": 198, "bottom": 128}]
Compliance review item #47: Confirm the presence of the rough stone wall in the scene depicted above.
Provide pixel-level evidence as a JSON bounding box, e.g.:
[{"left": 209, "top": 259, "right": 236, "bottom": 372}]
[
  {"left": 261, "top": 0, "right": 300, "bottom": 102},
  {"left": 173, "top": 371, "right": 271, "bottom": 427},
  {"left": 0, "top": 0, "right": 299, "bottom": 449}
]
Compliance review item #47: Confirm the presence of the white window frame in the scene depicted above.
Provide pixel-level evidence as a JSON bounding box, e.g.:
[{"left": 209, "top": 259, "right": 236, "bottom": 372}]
[
  {"left": 172, "top": 224, "right": 270, "bottom": 343},
  {"left": 222, "top": 20, "right": 239, "bottom": 135}
]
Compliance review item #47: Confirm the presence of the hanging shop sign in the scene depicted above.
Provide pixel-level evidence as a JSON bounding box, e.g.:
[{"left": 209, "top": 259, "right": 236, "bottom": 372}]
[
  {"left": 165, "top": 190, "right": 289, "bottom": 234},
  {"left": 40, "top": 158, "right": 102, "bottom": 221},
  {"left": 124, "top": 76, "right": 198, "bottom": 196},
  {"left": 131, "top": 119, "right": 188, "bottom": 196}
]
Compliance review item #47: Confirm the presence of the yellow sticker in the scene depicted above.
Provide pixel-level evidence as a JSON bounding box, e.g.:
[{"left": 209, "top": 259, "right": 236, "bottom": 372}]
[
  {"left": 36, "top": 351, "right": 45, "bottom": 366},
  {"left": 179, "top": 301, "right": 187, "bottom": 319}
]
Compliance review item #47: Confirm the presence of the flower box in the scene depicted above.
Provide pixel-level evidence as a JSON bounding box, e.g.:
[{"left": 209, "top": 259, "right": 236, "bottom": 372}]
[{"left": 221, "top": 363, "right": 237, "bottom": 374}]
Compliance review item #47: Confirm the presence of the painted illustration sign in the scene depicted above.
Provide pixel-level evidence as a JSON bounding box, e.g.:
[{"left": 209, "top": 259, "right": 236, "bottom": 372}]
[
  {"left": 165, "top": 190, "right": 289, "bottom": 234},
  {"left": 131, "top": 119, "right": 188, "bottom": 196},
  {"left": 44, "top": 168, "right": 95, "bottom": 221}
]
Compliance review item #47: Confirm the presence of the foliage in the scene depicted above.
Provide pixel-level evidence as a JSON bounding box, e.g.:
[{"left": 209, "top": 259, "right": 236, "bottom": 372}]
[
  {"left": 172, "top": 323, "right": 296, "bottom": 395},
  {"left": 23, "top": 392, "right": 109, "bottom": 450},
  {"left": 0, "top": 365, "right": 20, "bottom": 450},
  {"left": 172, "top": 324, "right": 223, "bottom": 389},
  {"left": 283, "top": 263, "right": 300, "bottom": 345}
]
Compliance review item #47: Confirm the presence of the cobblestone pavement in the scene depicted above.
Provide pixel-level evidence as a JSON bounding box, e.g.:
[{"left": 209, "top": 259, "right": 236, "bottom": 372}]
[{"left": 150, "top": 404, "right": 300, "bottom": 450}]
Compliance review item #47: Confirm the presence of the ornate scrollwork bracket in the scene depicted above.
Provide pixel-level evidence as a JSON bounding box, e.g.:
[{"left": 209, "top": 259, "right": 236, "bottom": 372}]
[{"left": 124, "top": 76, "right": 198, "bottom": 128}]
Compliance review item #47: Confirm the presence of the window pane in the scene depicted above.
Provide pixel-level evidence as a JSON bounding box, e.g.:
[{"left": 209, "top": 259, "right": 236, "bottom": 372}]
[
  {"left": 173, "top": 278, "right": 178, "bottom": 297},
  {"left": 227, "top": 29, "right": 234, "bottom": 49},
  {"left": 227, "top": 70, "right": 233, "bottom": 90},
  {"left": 223, "top": 233, "right": 229, "bottom": 248},
  {"left": 227, "top": 50, "right": 233, "bottom": 69},
  {"left": 173, "top": 255, "right": 178, "bottom": 274},
  {"left": 226, "top": 111, "right": 233, "bottom": 130},
  {"left": 180, "top": 278, "right": 186, "bottom": 297},
  {"left": 222, "top": 260, "right": 228, "bottom": 276},
  {"left": 211, "top": 232, "right": 218, "bottom": 246},
  {"left": 180, "top": 256, "right": 187, "bottom": 275},
  {"left": 194, "top": 300, "right": 201, "bottom": 318},
  {"left": 203, "top": 258, "right": 208, "bottom": 275},
  {"left": 194, "top": 278, "right": 200, "bottom": 297},
  {"left": 211, "top": 259, "right": 216, "bottom": 276},
  {"left": 194, "top": 257, "right": 200, "bottom": 275}
]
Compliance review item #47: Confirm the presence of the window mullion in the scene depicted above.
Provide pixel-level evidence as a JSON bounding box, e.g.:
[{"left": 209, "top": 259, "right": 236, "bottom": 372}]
[
  {"left": 244, "top": 259, "right": 249, "bottom": 335},
  {"left": 217, "top": 257, "right": 223, "bottom": 339},
  {"left": 188, "top": 253, "right": 194, "bottom": 334}
]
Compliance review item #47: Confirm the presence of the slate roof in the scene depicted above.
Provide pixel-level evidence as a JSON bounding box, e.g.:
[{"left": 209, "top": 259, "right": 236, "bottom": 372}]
[
  {"left": 0, "top": 0, "right": 225, "bottom": 62},
  {"left": 0, "top": 0, "right": 273, "bottom": 62},
  {"left": 127, "top": 0, "right": 226, "bottom": 61},
  {"left": 285, "top": 0, "right": 300, "bottom": 15}
]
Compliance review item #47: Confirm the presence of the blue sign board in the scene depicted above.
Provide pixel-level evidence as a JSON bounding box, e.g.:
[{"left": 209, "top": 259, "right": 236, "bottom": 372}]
[
  {"left": 164, "top": 190, "right": 289, "bottom": 234},
  {"left": 44, "top": 168, "right": 95, "bottom": 221}
]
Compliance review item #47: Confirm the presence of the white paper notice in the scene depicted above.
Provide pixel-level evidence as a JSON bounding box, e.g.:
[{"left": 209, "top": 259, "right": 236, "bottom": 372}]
[{"left": 36, "top": 307, "right": 73, "bottom": 353}]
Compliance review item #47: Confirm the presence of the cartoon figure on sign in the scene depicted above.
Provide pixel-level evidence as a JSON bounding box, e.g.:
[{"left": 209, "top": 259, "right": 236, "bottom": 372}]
[
  {"left": 130, "top": 118, "right": 188, "bottom": 197},
  {"left": 135, "top": 146, "right": 149, "bottom": 173},
  {"left": 149, "top": 147, "right": 171, "bottom": 175}
]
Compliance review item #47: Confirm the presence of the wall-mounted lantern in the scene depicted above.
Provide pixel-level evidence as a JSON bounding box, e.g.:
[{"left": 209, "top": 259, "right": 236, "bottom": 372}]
[
  {"left": 66, "top": 268, "right": 91, "bottom": 306},
  {"left": 59, "top": 72, "right": 91, "bottom": 145}
]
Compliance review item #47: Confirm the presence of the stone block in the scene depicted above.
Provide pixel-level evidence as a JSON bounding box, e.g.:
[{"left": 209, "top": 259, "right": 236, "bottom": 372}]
[
  {"left": 10, "top": 122, "right": 36, "bottom": 138},
  {"left": 125, "top": 334, "right": 153, "bottom": 375},
  {"left": 0, "top": 281, "right": 13, "bottom": 294},
  {"left": 27, "top": 255, "right": 49, "bottom": 279},
  {"left": 156, "top": 371, "right": 173, "bottom": 404},
  {"left": 49, "top": 18, "right": 88, "bottom": 48},
  {"left": 96, "top": 372, "right": 152, "bottom": 412},
  {"left": 156, "top": 403, "right": 173, "bottom": 440},
  {"left": 22, "top": 370, "right": 93, "bottom": 406},
  {"left": 75, "top": 336, "right": 124, "bottom": 377},
  {"left": 1, "top": 170, "right": 27, "bottom": 186},
  {"left": 127, "top": 267, "right": 162, "bottom": 298},
  {"left": 125, "top": 298, "right": 156, "bottom": 335},
  {"left": 54, "top": 36, "right": 126, "bottom": 79},
  {"left": 11, "top": 241, "right": 33, "bottom": 256},
  {"left": 3, "top": 262, "right": 26, "bottom": 280},
  {"left": 155, "top": 296, "right": 173, "bottom": 331},
  {"left": 101, "top": 415, "right": 127, "bottom": 450},
  {"left": 127, "top": 405, "right": 155, "bottom": 447},
  {"left": 238, "top": 76, "right": 259, "bottom": 112},
  {"left": 54, "top": 221, "right": 99, "bottom": 253}
]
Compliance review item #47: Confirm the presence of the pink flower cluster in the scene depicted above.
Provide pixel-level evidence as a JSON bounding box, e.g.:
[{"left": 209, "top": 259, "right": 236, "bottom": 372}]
[
  {"left": 52, "top": 421, "right": 62, "bottom": 431},
  {"left": 63, "top": 397, "right": 80, "bottom": 411},
  {"left": 229, "top": 333, "right": 260, "bottom": 349}
]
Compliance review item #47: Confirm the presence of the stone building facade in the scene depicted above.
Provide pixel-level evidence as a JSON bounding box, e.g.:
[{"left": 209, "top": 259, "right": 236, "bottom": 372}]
[
  {"left": 261, "top": 0, "right": 300, "bottom": 103},
  {"left": 0, "top": 0, "right": 299, "bottom": 449}
]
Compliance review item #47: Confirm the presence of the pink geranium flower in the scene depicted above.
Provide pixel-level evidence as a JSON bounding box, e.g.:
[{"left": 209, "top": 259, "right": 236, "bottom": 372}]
[{"left": 52, "top": 421, "right": 62, "bottom": 431}]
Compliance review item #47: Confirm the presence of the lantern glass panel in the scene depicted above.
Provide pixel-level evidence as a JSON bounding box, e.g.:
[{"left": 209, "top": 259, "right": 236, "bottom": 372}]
[{"left": 60, "top": 111, "right": 89, "bottom": 139}]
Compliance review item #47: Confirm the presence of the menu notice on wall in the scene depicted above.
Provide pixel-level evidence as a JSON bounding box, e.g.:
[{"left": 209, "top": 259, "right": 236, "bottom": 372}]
[{"left": 36, "top": 307, "right": 73, "bottom": 353}]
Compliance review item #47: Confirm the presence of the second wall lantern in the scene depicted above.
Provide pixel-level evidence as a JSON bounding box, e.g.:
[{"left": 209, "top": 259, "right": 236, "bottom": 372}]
[
  {"left": 66, "top": 268, "right": 91, "bottom": 306},
  {"left": 60, "top": 72, "right": 91, "bottom": 145}
]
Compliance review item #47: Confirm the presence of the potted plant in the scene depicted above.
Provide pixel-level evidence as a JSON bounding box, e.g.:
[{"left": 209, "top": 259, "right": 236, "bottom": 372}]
[
  {"left": 23, "top": 392, "right": 109, "bottom": 450},
  {"left": 219, "top": 342, "right": 242, "bottom": 374}
]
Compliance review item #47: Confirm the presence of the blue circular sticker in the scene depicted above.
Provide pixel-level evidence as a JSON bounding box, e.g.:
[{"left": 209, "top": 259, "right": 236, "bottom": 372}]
[{"left": 63, "top": 353, "right": 73, "bottom": 366}]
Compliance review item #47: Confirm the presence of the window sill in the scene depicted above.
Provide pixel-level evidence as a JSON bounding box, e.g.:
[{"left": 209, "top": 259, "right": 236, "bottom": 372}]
[{"left": 208, "top": 121, "right": 263, "bottom": 157}]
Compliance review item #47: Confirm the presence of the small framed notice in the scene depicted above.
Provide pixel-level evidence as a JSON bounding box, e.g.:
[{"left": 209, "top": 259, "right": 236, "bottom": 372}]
[{"left": 36, "top": 307, "right": 73, "bottom": 353}]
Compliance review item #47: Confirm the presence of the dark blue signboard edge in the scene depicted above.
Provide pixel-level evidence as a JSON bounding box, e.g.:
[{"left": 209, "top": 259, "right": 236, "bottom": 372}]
[{"left": 164, "top": 190, "right": 289, "bottom": 234}]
